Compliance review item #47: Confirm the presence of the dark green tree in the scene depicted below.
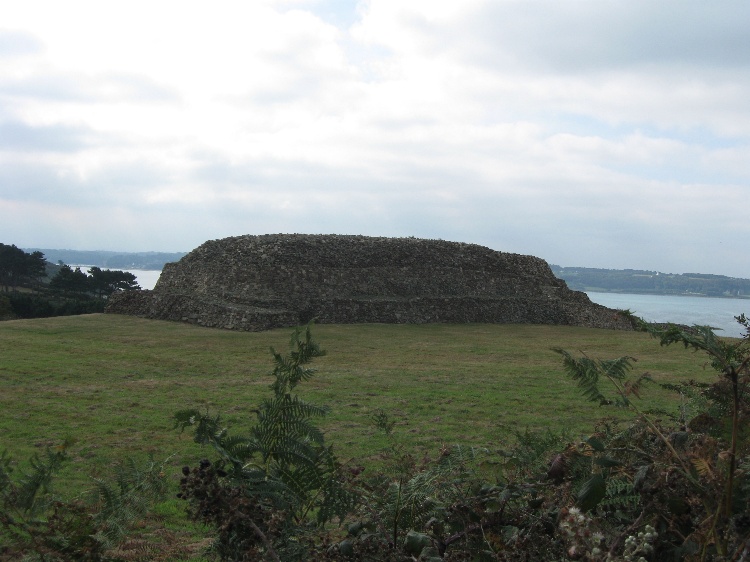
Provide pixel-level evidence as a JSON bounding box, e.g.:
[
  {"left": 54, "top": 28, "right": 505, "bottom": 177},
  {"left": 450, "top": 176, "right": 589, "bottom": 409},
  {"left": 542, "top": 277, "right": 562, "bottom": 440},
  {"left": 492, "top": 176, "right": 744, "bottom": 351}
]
[
  {"left": 88, "top": 267, "right": 140, "bottom": 298},
  {"left": 25, "top": 250, "right": 47, "bottom": 290},
  {"left": 49, "top": 265, "right": 91, "bottom": 297},
  {"left": 0, "top": 244, "right": 47, "bottom": 292}
]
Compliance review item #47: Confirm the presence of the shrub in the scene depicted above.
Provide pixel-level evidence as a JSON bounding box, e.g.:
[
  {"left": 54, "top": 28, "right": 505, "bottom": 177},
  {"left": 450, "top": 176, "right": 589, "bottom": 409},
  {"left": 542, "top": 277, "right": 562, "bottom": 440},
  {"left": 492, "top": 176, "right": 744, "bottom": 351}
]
[
  {"left": 552, "top": 314, "right": 750, "bottom": 561},
  {"left": 175, "top": 323, "right": 358, "bottom": 561},
  {"left": 0, "top": 440, "right": 168, "bottom": 561}
]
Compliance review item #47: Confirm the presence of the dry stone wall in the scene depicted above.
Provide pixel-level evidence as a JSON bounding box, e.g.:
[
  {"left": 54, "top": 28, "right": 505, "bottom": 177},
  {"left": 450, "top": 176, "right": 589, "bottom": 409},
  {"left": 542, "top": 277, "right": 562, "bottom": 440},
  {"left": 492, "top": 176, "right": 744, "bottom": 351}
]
[{"left": 106, "top": 234, "right": 632, "bottom": 331}]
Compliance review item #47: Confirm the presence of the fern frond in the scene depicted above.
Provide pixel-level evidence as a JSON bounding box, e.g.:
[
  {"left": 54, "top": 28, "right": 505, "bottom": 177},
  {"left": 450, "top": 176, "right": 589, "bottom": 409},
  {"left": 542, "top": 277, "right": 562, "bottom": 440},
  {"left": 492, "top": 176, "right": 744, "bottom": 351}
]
[
  {"left": 383, "top": 446, "right": 484, "bottom": 534},
  {"left": 316, "top": 472, "right": 359, "bottom": 525},
  {"left": 270, "top": 322, "right": 326, "bottom": 395},
  {"left": 262, "top": 394, "right": 330, "bottom": 421},
  {"left": 175, "top": 323, "right": 357, "bottom": 538},
  {"left": 174, "top": 409, "right": 228, "bottom": 446},
  {"left": 15, "top": 441, "right": 71, "bottom": 514},
  {"left": 600, "top": 355, "right": 638, "bottom": 382},
  {"left": 275, "top": 456, "right": 334, "bottom": 513},
  {"left": 600, "top": 474, "right": 640, "bottom": 511},
  {"left": 623, "top": 373, "right": 653, "bottom": 400},
  {"left": 434, "top": 444, "right": 483, "bottom": 473},
  {"left": 261, "top": 433, "right": 322, "bottom": 467},
  {"left": 397, "top": 475, "right": 442, "bottom": 531},
  {"left": 691, "top": 457, "right": 714, "bottom": 479},
  {"left": 90, "top": 455, "right": 169, "bottom": 548},
  {"left": 210, "top": 434, "right": 255, "bottom": 469},
  {"left": 253, "top": 413, "right": 323, "bottom": 445},
  {"left": 238, "top": 472, "right": 296, "bottom": 510},
  {"left": 289, "top": 322, "right": 326, "bottom": 363},
  {"left": 647, "top": 322, "right": 734, "bottom": 369},
  {"left": 554, "top": 349, "right": 639, "bottom": 407},
  {"left": 554, "top": 348, "right": 609, "bottom": 404}
]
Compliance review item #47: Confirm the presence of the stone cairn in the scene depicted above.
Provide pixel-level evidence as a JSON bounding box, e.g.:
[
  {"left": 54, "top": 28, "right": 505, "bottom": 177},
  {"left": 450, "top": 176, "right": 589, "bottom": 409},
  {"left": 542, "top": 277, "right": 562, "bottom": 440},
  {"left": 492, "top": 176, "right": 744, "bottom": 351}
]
[{"left": 105, "top": 234, "right": 632, "bottom": 331}]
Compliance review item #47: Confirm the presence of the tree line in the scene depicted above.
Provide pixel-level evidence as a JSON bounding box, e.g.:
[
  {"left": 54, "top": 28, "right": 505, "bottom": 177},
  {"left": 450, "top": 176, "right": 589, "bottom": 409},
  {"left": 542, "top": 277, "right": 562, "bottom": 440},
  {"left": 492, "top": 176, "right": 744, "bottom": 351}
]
[
  {"left": 0, "top": 243, "right": 140, "bottom": 320},
  {"left": 24, "top": 247, "right": 186, "bottom": 270},
  {"left": 0, "top": 244, "right": 47, "bottom": 292},
  {"left": 551, "top": 265, "right": 750, "bottom": 297}
]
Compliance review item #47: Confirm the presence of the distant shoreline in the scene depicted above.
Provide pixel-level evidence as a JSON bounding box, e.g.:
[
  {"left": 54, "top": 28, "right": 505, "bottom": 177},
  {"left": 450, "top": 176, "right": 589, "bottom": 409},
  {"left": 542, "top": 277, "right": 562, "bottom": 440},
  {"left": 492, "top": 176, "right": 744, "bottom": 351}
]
[
  {"left": 553, "top": 265, "right": 749, "bottom": 300},
  {"left": 584, "top": 289, "right": 750, "bottom": 300}
]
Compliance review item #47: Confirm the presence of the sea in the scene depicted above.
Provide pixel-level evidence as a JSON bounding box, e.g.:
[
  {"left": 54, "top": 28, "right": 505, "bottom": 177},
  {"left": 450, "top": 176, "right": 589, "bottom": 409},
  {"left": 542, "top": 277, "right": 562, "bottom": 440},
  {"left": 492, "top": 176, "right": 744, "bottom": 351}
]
[
  {"left": 128, "top": 269, "right": 162, "bottom": 291},
  {"left": 586, "top": 292, "right": 749, "bottom": 339},
  {"left": 123, "top": 269, "right": 749, "bottom": 339}
]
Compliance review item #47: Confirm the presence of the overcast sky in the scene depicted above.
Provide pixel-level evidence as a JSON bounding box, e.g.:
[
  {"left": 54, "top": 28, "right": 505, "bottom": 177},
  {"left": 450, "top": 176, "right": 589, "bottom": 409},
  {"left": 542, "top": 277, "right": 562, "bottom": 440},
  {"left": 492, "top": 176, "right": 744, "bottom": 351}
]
[{"left": 2, "top": 1, "right": 749, "bottom": 277}]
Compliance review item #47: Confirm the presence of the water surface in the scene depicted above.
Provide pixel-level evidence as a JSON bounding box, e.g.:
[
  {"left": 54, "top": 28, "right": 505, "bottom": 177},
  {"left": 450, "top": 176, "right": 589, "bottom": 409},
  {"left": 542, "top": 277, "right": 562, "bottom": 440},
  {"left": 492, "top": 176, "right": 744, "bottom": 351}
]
[{"left": 587, "top": 292, "right": 749, "bottom": 338}]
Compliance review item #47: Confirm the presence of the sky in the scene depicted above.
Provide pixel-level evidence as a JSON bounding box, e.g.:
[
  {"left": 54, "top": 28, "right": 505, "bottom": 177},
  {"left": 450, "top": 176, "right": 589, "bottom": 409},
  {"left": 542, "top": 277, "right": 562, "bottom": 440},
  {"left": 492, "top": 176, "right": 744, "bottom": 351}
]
[{"left": 1, "top": 0, "right": 749, "bottom": 278}]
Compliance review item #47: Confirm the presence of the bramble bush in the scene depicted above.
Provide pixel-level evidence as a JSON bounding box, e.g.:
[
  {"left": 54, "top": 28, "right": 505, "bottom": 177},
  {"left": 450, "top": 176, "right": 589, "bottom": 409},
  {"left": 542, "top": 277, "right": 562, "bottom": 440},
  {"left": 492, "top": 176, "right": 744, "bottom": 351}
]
[{"left": 549, "top": 312, "right": 750, "bottom": 561}]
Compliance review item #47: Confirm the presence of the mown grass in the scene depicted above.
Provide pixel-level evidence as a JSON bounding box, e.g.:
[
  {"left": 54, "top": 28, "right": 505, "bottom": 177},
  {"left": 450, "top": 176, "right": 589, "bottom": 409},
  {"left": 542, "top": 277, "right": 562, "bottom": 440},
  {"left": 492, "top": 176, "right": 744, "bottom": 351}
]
[{"left": 0, "top": 313, "right": 727, "bottom": 558}]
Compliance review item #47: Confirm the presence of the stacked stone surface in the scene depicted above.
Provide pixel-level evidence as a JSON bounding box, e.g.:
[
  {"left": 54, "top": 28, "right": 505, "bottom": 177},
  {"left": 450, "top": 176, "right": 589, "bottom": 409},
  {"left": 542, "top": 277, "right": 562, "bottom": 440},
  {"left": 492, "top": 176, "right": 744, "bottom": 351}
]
[{"left": 105, "top": 234, "right": 632, "bottom": 331}]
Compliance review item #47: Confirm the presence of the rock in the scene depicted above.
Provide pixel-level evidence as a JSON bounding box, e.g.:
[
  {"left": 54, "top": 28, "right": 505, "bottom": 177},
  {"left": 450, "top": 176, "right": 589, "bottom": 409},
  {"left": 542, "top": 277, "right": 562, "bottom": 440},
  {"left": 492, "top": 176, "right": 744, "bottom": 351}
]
[{"left": 105, "top": 234, "right": 632, "bottom": 332}]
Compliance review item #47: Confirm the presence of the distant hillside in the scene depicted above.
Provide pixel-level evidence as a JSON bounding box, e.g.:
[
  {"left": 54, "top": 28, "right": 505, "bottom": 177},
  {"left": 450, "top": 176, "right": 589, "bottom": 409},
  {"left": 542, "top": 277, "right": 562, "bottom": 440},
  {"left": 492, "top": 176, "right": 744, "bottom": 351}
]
[
  {"left": 551, "top": 265, "right": 750, "bottom": 298},
  {"left": 25, "top": 249, "right": 186, "bottom": 271}
]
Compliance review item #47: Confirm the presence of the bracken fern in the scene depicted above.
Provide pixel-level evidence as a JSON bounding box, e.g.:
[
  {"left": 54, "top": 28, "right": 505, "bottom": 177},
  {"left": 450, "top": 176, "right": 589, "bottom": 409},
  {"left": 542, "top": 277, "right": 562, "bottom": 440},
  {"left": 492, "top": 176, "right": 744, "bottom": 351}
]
[{"left": 176, "top": 323, "right": 358, "bottom": 561}]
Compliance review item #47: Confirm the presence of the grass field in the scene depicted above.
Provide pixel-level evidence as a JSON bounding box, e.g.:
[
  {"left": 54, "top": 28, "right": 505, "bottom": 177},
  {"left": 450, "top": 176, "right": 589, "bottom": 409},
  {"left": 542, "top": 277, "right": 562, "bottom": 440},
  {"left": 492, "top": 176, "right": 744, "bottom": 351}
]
[
  {"left": 1, "top": 313, "right": 732, "bottom": 559},
  {"left": 1, "top": 313, "right": 720, "bottom": 487}
]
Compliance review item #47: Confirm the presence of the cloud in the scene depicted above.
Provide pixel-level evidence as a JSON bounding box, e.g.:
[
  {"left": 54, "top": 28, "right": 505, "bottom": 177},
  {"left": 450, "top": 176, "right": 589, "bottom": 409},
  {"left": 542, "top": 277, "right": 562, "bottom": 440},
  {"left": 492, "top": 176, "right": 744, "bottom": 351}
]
[
  {"left": 466, "top": 2, "right": 750, "bottom": 72},
  {"left": 350, "top": 1, "right": 750, "bottom": 137},
  {"left": 0, "top": 72, "right": 179, "bottom": 104},
  {"left": 0, "top": 120, "right": 95, "bottom": 152},
  {"left": 0, "top": 29, "right": 44, "bottom": 57},
  {"left": 0, "top": 1, "right": 748, "bottom": 278}
]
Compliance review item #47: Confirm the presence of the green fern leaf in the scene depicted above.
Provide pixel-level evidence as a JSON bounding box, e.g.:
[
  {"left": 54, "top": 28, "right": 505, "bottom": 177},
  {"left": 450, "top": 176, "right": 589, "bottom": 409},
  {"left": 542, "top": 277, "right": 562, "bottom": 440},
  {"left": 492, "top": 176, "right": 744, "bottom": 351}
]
[{"left": 553, "top": 349, "right": 609, "bottom": 404}]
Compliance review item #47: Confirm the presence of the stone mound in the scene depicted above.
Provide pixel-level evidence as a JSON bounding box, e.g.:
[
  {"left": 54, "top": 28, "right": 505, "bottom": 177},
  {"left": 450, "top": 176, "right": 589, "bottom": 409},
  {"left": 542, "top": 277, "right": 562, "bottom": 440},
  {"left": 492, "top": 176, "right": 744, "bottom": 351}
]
[{"left": 106, "top": 234, "right": 632, "bottom": 331}]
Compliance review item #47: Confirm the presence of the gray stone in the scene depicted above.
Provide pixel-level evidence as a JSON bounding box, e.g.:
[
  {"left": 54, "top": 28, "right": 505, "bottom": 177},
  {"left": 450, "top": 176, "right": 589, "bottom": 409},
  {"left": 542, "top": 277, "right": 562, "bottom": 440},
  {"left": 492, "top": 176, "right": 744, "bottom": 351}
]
[{"left": 105, "top": 234, "right": 632, "bottom": 331}]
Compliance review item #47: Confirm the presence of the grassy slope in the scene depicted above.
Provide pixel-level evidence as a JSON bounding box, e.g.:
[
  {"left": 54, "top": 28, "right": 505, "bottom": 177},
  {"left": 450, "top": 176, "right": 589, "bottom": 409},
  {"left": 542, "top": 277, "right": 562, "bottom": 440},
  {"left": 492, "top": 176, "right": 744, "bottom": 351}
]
[{"left": 1, "top": 314, "right": 717, "bottom": 489}]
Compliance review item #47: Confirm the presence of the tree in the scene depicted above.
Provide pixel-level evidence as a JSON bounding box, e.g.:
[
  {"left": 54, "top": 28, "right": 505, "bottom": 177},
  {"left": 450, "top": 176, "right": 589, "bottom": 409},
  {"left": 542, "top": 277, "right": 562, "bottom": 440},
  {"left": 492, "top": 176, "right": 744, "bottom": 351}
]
[
  {"left": 0, "top": 244, "right": 47, "bottom": 292},
  {"left": 49, "top": 265, "right": 140, "bottom": 299},
  {"left": 25, "top": 251, "right": 47, "bottom": 291},
  {"left": 88, "top": 267, "right": 140, "bottom": 298},
  {"left": 49, "top": 265, "right": 91, "bottom": 297},
  {"left": 0, "top": 244, "right": 27, "bottom": 291}
]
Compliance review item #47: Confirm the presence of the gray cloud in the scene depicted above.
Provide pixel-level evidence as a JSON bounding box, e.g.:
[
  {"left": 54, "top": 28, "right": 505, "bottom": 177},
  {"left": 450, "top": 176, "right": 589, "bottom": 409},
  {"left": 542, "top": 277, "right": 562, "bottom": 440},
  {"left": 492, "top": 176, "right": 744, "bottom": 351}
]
[
  {"left": 0, "top": 120, "right": 94, "bottom": 152},
  {"left": 449, "top": 1, "right": 750, "bottom": 73},
  {"left": 0, "top": 160, "right": 105, "bottom": 205},
  {"left": 0, "top": 151, "right": 174, "bottom": 208}
]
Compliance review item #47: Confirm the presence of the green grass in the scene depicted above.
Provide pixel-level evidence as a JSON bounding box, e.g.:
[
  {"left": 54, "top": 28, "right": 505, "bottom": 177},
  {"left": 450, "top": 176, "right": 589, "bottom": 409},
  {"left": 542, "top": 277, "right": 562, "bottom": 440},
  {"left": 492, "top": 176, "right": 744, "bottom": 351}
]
[
  {"left": 0, "top": 313, "right": 728, "bottom": 558},
  {"left": 1, "top": 314, "right": 720, "bottom": 479}
]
